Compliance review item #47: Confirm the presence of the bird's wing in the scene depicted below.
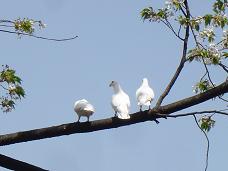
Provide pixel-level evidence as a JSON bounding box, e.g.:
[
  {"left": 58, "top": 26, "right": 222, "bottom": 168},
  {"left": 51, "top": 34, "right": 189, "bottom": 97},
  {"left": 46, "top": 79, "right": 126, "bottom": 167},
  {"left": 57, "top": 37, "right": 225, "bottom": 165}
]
[
  {"left": 84, "top": 103, "right": 95, "bottom": 112},
  {"left": 74, "top": 101, "right": 88, "bottom": 111},
  {"left": 112, "top": 93, "right": 130, "bottom": 119},
  {"left": 116, "top": 104, "right": 130, "bottom": 119},
  {"left": 137, "top": 86, "right": 155, "bottom": 105},
  {"left": 147, "top": 86, "right": 155, "bottom": 100}
]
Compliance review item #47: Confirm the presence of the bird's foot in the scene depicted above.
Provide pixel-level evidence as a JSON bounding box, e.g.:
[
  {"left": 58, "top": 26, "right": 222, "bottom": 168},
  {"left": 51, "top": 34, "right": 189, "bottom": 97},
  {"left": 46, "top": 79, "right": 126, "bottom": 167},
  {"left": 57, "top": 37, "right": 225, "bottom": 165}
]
[
  {"left": 139, "top": 106, "right": 142, "bottom": 112},
  {"left": 154, "top": 119, "right": 160, "bottom": 124}
]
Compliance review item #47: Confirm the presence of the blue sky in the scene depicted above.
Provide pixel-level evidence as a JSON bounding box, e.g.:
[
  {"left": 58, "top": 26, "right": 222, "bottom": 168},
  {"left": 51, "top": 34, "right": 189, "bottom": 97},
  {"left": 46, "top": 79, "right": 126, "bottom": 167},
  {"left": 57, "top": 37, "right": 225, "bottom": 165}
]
[{"left": 1, "top": 1, "right": 228, "bottom": 171}]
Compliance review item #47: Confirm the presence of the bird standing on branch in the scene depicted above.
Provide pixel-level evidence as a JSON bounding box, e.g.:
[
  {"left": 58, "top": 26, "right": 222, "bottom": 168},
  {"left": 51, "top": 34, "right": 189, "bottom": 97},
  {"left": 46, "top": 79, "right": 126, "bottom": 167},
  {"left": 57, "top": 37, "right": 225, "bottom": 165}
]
[
  {"left": 109, "top": 81, "right": 130, "bottom": 119},
  {"left": 74, "top": 99, "right": 95, "bottom": 122},
  {"left": 136, "top": 78, "right": 154, "bottom": 111}
]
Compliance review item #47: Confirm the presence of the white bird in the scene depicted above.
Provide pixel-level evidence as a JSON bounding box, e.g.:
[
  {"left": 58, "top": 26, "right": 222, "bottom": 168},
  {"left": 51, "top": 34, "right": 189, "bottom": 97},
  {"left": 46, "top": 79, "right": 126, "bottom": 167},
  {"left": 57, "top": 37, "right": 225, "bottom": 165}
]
[
  {"left": 74, "top": 99, "right": 95, "bottom": 122},
  {"left": 109, "top": 81, "right": 130, "bottom": 119},
  {"left": 136, "top": 78, "right": 155, "bottom": 111}
]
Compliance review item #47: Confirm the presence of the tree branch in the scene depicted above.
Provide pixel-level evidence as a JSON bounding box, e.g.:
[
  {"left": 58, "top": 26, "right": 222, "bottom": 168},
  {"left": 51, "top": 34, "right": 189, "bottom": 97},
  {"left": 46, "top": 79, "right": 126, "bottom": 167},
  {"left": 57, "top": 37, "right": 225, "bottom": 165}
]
[
  {"left": 193, "top": 115, "right": 209, "bottom": 171},
  {"left": 0, "top": 80, "right": 227, "bottom": 146},
  {"left": 167, "top": 110, "right": 228, "bottom": 118},
  {"left": 219, "top": 63, "right": 228, "bottom": 73},
  {"left": 155, "top": 0, "right": 190, "bottom": 107},
  {"left": 0, "top": 154, "right": 48, "bottom": 171},
  {"left": 160, "top": 19, "right": 184, "bottom": 41},
  {"left": 157, "top": 80, "right": 228, "bottom": 114},
  {"left": 0, "top": 29, "right": 78, "bottom": 41}
]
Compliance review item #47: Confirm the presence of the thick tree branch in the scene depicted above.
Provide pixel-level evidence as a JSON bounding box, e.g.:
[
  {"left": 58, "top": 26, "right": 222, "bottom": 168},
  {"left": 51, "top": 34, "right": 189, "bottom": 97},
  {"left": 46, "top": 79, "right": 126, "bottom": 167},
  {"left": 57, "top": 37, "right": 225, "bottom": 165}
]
[
  {"left": 155, "top": 0, "right": 190, "bottom": 107},
  {"left": 0, "top": 154, "right": 48, "bottom": 171},
  {"left": 0, "top": 80, "right": 227, "bottom": 146},
  {"left": 157, "top": 80, "right": 228, "bottom": 114}
]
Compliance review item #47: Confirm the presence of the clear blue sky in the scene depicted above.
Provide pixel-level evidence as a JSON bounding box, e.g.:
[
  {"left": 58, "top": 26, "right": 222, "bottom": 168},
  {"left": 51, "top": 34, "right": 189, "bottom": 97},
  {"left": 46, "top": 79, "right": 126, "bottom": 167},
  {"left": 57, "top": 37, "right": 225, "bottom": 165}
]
[{"left": 1, "top": 1, "right": 227, "bottom": 171}]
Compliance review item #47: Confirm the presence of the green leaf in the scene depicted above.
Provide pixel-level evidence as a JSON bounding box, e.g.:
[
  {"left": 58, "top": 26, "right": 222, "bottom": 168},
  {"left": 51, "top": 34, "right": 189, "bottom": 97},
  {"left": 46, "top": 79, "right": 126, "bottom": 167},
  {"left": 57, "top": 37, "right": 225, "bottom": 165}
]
[
  {"left": 14, "top": 18, "right": 34, "bottom": 34},
  {"left": 15, "top": 85, "right": 25, "bottom": 98},
  {"left": 140, "top": 7, "right": 153, "bottom": 20},
  {"left": 195, "top": 24, "right": 200, "bottom": 31},
  {"left": 204, "top": 14, "right": 213, "bottom": 26},
  {"left": 0, "top": 68, "right": 22, "bottom": 84},
  {"left": 199, "top": 116, "right": 216, "bottom": 132},
  {"left": 213, "top": 0, "right": 226, "bottom": 14},
  {"left": 194, "top": 79, "right": 213, "bottom": 94},
  {"left": 1, "top": 99, "right": 15, "bottom": 112},
  {"left": 178, "top": 15, "right": 188, "bottom": 26},
  {"left": 222, "top": 52, "right": 228, "bottom": 58},
  {"left": 221, "top": 18, "right": 225, "bottom": 28}
]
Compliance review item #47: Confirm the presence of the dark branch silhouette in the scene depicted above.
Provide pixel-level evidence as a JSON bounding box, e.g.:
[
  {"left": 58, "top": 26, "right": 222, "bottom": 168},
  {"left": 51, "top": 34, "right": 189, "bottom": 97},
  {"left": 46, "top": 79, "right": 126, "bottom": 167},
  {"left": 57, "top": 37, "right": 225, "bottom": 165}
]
[
  {"left": 167, "top": 110, "right": 228, "bottom": 118},
  {"left": 0, "top": 154, "right": 48, "bottom": 171},
  {"left": 193, "top": 115, "right": 209, "bottom": 171},
  {"left": 0, "top": 80, "right": 227, "bottom": 146},
  {"left": 156, "top": 1, "right": 190, "bottom": 107},
  {"left": 0, "top": 29, "right": 78, "bottom": 41}
]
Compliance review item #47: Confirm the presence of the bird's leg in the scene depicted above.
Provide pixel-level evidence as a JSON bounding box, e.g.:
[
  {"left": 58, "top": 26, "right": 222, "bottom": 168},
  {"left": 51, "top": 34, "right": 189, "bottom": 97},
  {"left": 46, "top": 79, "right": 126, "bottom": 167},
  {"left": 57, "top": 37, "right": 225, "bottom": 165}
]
[
  {"left": 114, "top": 112, "right": 117, "bottom": 117},
  {"left": 77, "top": 116, "right": 81, "bottom": 123},
  {"left": 154, "top": 119, "right": 160, "bottom": 124},
  {"left": 148, "top": 99, "right": 152, "bottom": 110},
  {"left": 87, "top": 116, "right": 90, "bottom": 122},
  {"left": 140, "top": 105, "right": 142, "bottom": 112}
]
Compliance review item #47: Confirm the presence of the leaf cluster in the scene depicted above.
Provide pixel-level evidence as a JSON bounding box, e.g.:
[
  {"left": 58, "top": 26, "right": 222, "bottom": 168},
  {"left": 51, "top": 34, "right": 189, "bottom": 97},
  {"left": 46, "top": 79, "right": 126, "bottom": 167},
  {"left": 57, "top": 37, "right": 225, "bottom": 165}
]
[
  {"left": 140, "top": 7, "right": 171, "bottom": 22},
  {"left": 14, "top": 18, "right": 35, "bottom": 34},
  {"left": 193, "top": 79, "right": 214, "bottom": 94},
  {"left": 188, "top": 47, "right": 221, "bottom": 65},
  {"left": 199, "top": 116, "right": 216, "bottom": 132},
  {"left": 0, "top": 65, "right": 25, "bottom": 112}
]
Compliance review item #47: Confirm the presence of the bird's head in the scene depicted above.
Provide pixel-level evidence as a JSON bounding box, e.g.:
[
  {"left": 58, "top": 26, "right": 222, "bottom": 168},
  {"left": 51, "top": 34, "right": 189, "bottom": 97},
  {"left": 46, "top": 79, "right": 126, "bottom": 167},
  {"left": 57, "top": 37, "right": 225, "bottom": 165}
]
[
  {"left": 142, "top": 78, "right": 149, "bottom": 85},
  {"left": 109, "top": 80, "right": 117, "bottom": 87},
  {"left": 142, "top": 78, "right": 148, "bottom": 82}
]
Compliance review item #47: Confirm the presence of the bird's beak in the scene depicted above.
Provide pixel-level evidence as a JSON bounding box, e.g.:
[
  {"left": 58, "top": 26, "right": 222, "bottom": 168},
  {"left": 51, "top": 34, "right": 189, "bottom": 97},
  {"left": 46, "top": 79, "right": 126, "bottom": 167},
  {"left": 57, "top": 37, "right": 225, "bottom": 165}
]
[{"left": 109, "top": 83, "right": 112, "bottom": 87}]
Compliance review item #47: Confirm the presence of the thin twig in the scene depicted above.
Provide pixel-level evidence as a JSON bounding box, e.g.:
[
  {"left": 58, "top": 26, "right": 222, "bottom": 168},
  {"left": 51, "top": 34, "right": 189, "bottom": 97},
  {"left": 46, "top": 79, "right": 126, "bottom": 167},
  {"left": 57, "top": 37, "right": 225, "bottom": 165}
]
[
  {"left": 0, "top": 85, "right": 8, "bottom": 91},
  {"left": 180, "top": 5, "right": 187, "bottom": 17},
  {"left": 160, "top": 19, "right": 184, "bottom": 40},
  {"left": 193, "top": 114, "right": 209, "bottom": 171},
  {"left": 200, "top": 72, "right": 208, "bottom": 81},
  {"left": 201, "top": 59, "right": 228, "bottom": 102},
  {"left": 0, "top": 25, "right": 14, "bottom": 28},
  {"left": 219, "top": 63, "right": 228, "bottom": 73},
  {"left": 188, "top": 10, "right": 228, "bottom": 103},
  {"left": 167, "top": 110, "right": 228, "bottom": 118},
  {"left": 0, "top": 20, "right": 14, "bottom": 24},
  {"left": 178, "top": 25, "right": 182, "bottom": 37},
  {"left": 0, "top": 29, "right": 78, "bottom": 41}
]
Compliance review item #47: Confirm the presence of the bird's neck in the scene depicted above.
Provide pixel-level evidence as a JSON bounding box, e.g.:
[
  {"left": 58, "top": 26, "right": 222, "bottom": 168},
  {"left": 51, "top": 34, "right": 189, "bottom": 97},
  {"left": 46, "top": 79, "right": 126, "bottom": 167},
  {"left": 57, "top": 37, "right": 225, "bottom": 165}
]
[
  {"left": 113, "top": 84, "right": 122, "bottom": 94},
  {"left": 142, "top": 81, "right": 149, "bottom": 87}
]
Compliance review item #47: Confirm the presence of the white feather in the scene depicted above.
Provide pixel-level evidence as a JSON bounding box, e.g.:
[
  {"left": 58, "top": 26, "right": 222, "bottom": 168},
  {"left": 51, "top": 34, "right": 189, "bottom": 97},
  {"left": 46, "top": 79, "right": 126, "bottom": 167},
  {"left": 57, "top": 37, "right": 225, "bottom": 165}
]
[
  {"left": 136, "top": 78, "right": 154, "bottom": 109},
  {"left": 74, "top": 99, "right": 95, "bottom": 122},
  {"left": 110, "top": 81, "right": 130, "bottom": 119}
]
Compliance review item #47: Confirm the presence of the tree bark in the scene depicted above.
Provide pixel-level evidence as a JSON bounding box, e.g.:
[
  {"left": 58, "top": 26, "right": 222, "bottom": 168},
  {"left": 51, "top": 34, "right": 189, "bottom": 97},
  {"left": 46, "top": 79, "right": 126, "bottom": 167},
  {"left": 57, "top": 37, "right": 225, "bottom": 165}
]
[
  {"left": 0, "top": 80, "right": 227, "bottom": 146},
  {"left": 0, "top": 154, "right": 48, "bottom": 171}
]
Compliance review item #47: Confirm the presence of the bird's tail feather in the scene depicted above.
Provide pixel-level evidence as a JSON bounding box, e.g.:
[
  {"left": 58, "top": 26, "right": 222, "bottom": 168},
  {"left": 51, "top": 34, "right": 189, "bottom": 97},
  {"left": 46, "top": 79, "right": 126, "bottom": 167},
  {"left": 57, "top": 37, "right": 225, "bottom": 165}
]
[{"left": 117, "top": 113, "right": 130, "bottom": 119}]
